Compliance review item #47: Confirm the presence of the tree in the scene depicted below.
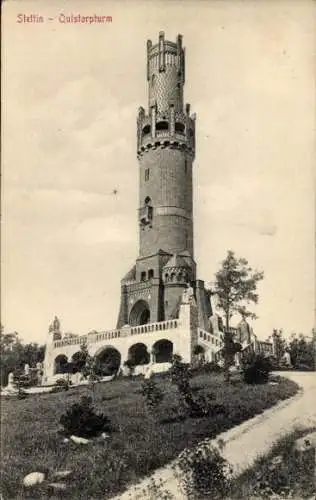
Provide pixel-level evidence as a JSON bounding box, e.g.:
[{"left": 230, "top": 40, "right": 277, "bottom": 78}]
[
  {"left": 0, "top": 328, "right": 46, "bottom": 387},
  {"left": 271, "top": 329, "right": 287, "bottom": 365},
  {"left": 80, "top": 343, "right": 100, "bottom": 400},
  {"left": 214, "top": 250, "right": 264, "bottom": 381},
  {"left": 193, "top": 344, "right": 205, "bottom": 364},
  {"left": 288, "top": 333, "right": 315, "bottom": 370},
  {"left": 71, "top": 343, "right": 89, "bottom": 373}
]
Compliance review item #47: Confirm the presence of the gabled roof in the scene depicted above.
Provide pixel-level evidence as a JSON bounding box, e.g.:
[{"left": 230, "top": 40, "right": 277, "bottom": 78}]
[
  {"left": 163, "top": 252, "right": 193, "bottom": 269},
  {"left": 121, "top": 265, "right": 136, "bottom": 283}
]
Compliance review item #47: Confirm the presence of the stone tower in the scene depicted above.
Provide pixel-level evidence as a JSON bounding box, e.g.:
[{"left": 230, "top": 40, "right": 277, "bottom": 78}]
[{"left": 117, "top": 32, "right": 212, "bottom": 330}]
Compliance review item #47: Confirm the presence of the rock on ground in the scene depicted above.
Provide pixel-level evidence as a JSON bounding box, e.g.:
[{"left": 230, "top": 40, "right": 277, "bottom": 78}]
[{"left": 23, "top": 472, "right": 46, "bottom": 487}]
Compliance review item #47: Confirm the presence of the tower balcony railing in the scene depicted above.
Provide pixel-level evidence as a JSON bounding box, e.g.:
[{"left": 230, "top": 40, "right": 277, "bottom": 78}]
[
  {"left": 139, "top": 131, "right": 193, "bottom": 152},
  {"left": 139, "top": 206, "right": 153, "bottom": 225}
]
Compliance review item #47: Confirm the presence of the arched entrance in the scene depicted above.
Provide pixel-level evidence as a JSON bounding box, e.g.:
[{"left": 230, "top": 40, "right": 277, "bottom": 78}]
[
  {"left": 70, "top": 351, "right": 86, "bottom": 373},
  {"left": 152, "top": 339, "right": 173, "bottom": 363},
  {"left": 129, "top": 300, "right": 151, "bottom": 326},
  {"left": 128, "top": 343, "right": 150, "bottom": 366},
  {"left": 54, "top": 354, "right": 68, "bottom": 374},
  {"left": 95, "top": 347, "right": 121, "bottom": 376}
]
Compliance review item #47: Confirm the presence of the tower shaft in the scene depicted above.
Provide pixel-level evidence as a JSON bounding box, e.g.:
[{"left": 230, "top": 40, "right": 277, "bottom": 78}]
[
  {"left": 137, "top": 32, "right": 196, "bottom": 259},
  {"left": 117, "top": 33, "right": 212, "bottom": 331}
]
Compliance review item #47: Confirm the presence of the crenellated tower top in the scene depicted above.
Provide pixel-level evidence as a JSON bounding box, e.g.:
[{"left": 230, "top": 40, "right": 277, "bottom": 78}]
[{"left": 137, "top": 32, "right": 196, "bottom": 159}]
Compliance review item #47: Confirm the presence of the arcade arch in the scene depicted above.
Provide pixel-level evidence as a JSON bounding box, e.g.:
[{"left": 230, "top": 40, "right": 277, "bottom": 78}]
[
  {"left": 152, "top": 339, "right": 173, "bottom": 363},
  {"left": 54, "top": 354, "right": 68, "bottom": 374},
  {"left": 128, "top": 343, "right": 150, "bottom": 365},
  {"left": 95, "top": 347, "right": 121, "bottom": 376}
]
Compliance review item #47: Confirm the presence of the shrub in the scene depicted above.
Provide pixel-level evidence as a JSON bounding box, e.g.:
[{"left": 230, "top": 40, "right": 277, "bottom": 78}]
[
  {"left": 15, "top": 373, "right": 38, "bottom": 389},
  {"left": 295, "top": 362, "right": 315, "bottom": 372},
  {"left": 242, "top": 353, "right": 272, "bottom": 384},
  {"left": 169, "top": 356, "right": 218, "bottom": 418},
  {"left": 55, "top": 378, "right": 69, "bottom": 390},
  {"left": 17, "top": 389, "right": 28, "bottom": 400},
  {"left": 203, "top": 362, "right": 223, "bottom": 373},
  {"left": 159, "top": 404, "right": 187, "bottom": 424},
  {"left": 59, "top": 395, "right": 113, "bottom": 438},
  {"left": 191, "top": 362, "right": 223, "bottom": 376},
  {"left": 141, "top": 477, "right": 174, "bottom": 499},
  {"left": 169, "top": 355, "right": 192, "bottom": 396},
  {"left": 141, "top": 379, "right": 164, "bottom": 415},
  {"left": 177, "top": 441, "right": 233, "bottom": 499}
]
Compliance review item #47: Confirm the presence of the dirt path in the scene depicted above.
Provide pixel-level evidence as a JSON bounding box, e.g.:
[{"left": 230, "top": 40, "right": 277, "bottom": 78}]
[{"left": 112, "top": 372, "right": 316, "bottom": 499}]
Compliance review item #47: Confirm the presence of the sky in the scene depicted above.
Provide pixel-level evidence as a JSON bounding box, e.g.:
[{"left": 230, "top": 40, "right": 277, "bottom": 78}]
[{"left": 2, "top": 0, "right": 315, "bottom": 344}]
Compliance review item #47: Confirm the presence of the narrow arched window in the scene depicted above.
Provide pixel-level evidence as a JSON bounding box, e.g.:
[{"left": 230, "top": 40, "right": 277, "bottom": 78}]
[
  {"left": 175, "top": 122, "right": 185, "bottom": 134},
  {"left": 142, "top": 124, "right": 151, "bottom": 136},
  {"left": 156, "top": 121, "right": 169, "bottom": 131}
]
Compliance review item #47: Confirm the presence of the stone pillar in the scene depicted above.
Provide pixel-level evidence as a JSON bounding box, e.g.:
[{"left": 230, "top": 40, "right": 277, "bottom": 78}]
[{"left": 169, "top": 103, "right": 175, "bottom": 136}]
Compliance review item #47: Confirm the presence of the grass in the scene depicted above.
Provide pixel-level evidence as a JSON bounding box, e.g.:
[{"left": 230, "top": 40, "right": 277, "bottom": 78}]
[
  {"left": 228, "top": 426, "right": 316, "bottom": 499},
  {"left": 0, "top": 372, "right": 299, "bottom": 499}
]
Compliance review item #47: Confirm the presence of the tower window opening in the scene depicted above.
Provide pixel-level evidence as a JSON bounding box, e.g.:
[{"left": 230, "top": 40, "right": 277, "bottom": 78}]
[
  {"left": 145, "top": 168, "right": 150, "bottom": 181},
  {"left": 175, "top": 122, "right": 185, "bottom": 134},
  {"left": 185, "top": 229, "right": 189, "bottom": 248},
  {"left": 140, "top": 197, "right": 153, "bottom": 226},
  {"left": 148, "top": 269, "right": 154, "bottom": 279},
  {"left": 141, "top": 271, "right": 146, "bottom": 281},
  {"left": 142, "top": 124, "right": 151, "bottom": 136},
  {"left": 156, "top": 121, "right": 169, "bottom": 131}
]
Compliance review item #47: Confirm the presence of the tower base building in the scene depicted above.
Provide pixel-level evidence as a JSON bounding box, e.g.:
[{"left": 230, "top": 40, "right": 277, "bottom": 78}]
[{"left": 42, "top": 33, "right": 272, "bottom": 385}]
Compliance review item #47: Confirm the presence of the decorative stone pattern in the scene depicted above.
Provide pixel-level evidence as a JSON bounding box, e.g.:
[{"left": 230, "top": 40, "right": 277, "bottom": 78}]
[{"left": 147, "top": 33, "right": 184, "bottom": 113}]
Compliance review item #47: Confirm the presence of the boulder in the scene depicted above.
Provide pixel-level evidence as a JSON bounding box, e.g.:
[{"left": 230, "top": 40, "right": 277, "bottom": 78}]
[
  {"left": 294, "top": 431, "right": 316, "bottom": 452},
  {"left": 23, "top": 472, "right": 46, "bottom": 487}
]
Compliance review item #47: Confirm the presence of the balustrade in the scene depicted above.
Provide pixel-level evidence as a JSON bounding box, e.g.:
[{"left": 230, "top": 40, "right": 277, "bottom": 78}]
[
  {"left": 198, "top": 328, "right": 221, "bottom": 348},
  {"left": 53, "top": 319, "right": 178, "bottom": 349}
]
